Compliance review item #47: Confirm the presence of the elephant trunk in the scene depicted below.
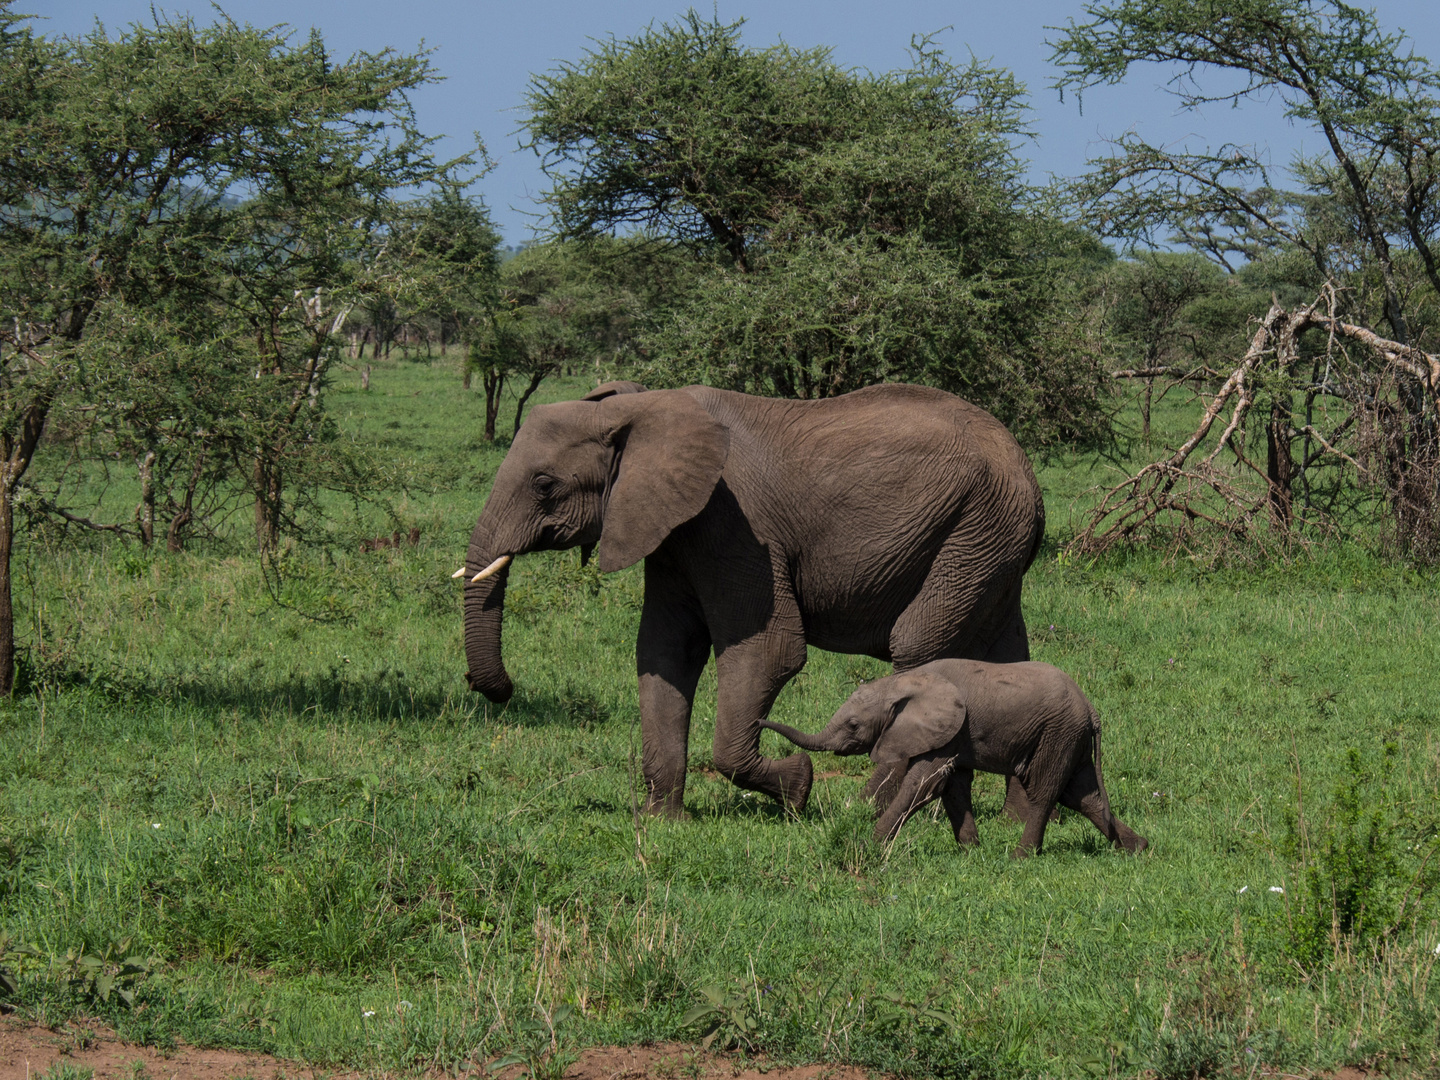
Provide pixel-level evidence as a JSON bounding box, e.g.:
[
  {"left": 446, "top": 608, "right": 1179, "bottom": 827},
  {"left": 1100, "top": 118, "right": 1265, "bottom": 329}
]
[
  {"left": 462, "top": 522, "right": 514, "bottom": 703},
  {"left": 759, "top": 719, "right": 834, "bottom": 753}
]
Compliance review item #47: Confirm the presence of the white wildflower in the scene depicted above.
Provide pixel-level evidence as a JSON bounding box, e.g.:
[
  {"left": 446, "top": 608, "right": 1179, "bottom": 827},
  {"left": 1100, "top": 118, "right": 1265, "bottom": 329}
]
[
  {"left": 1269, "top": 886, "right": 1284, "bottom": 893},
  {"left": 1238, "top": 885, "right": 1248, "bottom": 894},
  {"left": 363, "top": 1010, "right": 375, "bottom": 1018}
]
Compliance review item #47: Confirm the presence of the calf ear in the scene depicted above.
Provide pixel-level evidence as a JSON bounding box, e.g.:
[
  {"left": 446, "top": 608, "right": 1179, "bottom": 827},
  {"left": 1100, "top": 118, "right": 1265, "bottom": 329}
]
[
  {"left": 596, "top": 390, "right": 729, "bottom": 572},
  {"left": 871, "top": 673, "right": 967, "bottom": 764}
]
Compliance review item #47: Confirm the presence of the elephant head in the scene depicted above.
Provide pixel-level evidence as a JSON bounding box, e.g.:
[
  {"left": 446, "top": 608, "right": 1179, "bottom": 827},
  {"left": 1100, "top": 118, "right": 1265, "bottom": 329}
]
[
  {"left": 761, "top": 671, "right": 968, "bottom": 765},
  {"left": 461, "top": 386, "right": 729, "bottom": 701}
]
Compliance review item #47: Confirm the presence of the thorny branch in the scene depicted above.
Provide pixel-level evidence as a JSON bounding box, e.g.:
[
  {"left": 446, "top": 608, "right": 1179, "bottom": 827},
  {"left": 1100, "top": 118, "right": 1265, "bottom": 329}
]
[{"left": 1072, "top": 283, "right": 1440, "bottom": 558}]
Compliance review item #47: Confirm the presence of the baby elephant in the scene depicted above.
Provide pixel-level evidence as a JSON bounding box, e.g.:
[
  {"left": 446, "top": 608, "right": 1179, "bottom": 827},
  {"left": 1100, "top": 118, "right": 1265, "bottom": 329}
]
[{"left": 762, "top": 659, "right": 1148, "bottom": 857}]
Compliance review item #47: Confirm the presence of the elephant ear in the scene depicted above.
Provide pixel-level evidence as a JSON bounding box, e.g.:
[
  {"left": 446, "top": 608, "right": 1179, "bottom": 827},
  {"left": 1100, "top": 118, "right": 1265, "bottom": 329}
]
[
  {"left": 582, "top": 380, "right": 648, "bottom": 401},
  {"left": 596, "top": 390, "right": 729, "bottom": 572},
  {"left": 870, "top": 672, "right": 967, "bottom": 766}
]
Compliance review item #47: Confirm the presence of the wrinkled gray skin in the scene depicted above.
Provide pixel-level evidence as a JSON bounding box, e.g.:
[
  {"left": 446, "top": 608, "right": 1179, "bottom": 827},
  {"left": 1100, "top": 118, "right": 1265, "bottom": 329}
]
[
  {"left": 762, "top": 660, "right": 1149, "bottom": 857},
  {"left": 462, "top": 382, "right": 1045, "bottom": 818}
]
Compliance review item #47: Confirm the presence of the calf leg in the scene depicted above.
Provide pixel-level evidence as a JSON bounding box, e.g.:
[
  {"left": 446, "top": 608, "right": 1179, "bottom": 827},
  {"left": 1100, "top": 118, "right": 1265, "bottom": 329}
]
[
  {"left": 861, "top": 759, "right": 906, "bottom": 811},
  {"left": 872, "top": 754, "right": 955, "bottom": 844},
  {"left": 1058, "top": 761, "right": 1148, "bottom": 853},
  {"left": 1011, "top": 740, "right": 1074, "bottom": 858},
  {"left": 940, "top": 769, "right": 979, "bottom": 847}
]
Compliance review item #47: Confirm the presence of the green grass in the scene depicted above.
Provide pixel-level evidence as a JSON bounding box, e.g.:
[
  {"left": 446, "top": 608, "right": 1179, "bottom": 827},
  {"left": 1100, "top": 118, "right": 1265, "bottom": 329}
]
[{"left": 2, "top": 358, "right": 1438, "bottom": 1078}]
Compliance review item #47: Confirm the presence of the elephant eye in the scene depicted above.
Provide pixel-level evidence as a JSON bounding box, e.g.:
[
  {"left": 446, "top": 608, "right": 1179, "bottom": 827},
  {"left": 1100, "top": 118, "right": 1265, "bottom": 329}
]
[{"left": 531, "top": 474, "right": 559, "bottom": 500}]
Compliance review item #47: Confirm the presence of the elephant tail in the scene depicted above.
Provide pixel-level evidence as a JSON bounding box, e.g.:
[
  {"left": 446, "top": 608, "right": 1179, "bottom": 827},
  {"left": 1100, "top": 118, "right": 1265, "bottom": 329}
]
[
  {"left": 1090, "top": 708, "right": 1102, "bottom": 780},
  {"left": 1090, "top": 707, "right": 1121, "bottom": 842}
]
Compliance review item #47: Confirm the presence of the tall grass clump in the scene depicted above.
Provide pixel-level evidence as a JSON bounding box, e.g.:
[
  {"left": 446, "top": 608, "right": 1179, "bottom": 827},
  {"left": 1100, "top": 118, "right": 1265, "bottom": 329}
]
[{"left": 1280, "top": 744, "right": 1440, "bottom": 969}]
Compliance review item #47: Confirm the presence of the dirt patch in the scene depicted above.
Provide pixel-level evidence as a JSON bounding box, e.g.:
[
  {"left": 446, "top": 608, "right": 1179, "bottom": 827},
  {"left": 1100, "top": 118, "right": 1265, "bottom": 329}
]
[
  {"left": 0, "top": 1016, "right": 347, "bottom": 1079},
  {"left": 0, "top": 1019, "right": 876, "bottom": 1080},
  {"left": 532, "top": 1045, "right": 869, "bottom": 1080},
  {"left": 0, "top": 1019, "right": 1383, "bottom": 1080}
]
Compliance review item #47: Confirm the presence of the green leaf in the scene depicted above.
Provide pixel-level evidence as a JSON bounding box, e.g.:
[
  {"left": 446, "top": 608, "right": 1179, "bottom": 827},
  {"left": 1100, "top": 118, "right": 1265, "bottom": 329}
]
[{"left": 679, "top": 1004, "right": 717, "bottom": 1027}]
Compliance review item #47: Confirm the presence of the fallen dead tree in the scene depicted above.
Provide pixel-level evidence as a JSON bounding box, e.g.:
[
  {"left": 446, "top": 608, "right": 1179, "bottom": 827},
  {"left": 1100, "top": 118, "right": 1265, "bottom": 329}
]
[{"left": 1072, "top": 284, "right": 1440, "bottom": 560}]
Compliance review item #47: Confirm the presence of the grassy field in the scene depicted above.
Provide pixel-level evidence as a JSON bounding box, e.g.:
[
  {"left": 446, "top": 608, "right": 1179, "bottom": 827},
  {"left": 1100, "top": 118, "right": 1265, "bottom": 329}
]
[{"left": 1, "top": 356, "right": 1438, "bottom": 1079}]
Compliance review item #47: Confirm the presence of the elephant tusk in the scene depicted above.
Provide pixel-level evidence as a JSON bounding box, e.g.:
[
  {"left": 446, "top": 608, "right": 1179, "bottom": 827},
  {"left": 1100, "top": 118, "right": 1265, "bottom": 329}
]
[
  {"left": 451, "top": 566, "right": 468, "bottom": 579},
  {"left": 469, "top": 554, "right": 512, "bottom": 583}
]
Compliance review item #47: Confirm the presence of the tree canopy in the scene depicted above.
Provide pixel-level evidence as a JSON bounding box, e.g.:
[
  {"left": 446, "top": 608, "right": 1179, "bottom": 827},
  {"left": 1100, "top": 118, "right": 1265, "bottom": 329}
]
[
  {"left": 0, "top": 2, "right": 477, "bottom": 690},
  {"left": 523, "top": 13, "right": 1114, "bottom": 450},
  {"left": 1050, "top": 0, "right": 1440, "bottom": 342}
]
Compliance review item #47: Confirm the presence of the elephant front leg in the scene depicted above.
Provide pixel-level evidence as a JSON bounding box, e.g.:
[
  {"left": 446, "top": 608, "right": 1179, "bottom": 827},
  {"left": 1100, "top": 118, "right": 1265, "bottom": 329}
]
[
  {"left": 636, "top": 593, "right": 711, "bottom": 819},
  {"left": 872, "top": 754, "right": 954, "bottom": 844},
  {"left": 711, "top": 629, "right": 812, "bottom": 812},
  {"left": 940, "top": 769, "right": 979, "bottom": 847}
]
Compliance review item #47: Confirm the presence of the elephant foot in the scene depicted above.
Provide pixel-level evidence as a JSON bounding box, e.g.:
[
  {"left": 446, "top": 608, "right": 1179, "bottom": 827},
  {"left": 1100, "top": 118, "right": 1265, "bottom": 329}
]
[
  {"left": 1009, "top": 844, "right": 1037, "bottom": 859},
  {"left": 775, "top": 751, "right": 813, "bottom": 815},
  {"left": 953, "top": 823, "right": 980, "bottom": 848},
  {"left": 642, "top": 789, "right": 688, "bottom": 821},
  {"left": 1116, "top": 833, "right": 1149, "bottom": 853}
]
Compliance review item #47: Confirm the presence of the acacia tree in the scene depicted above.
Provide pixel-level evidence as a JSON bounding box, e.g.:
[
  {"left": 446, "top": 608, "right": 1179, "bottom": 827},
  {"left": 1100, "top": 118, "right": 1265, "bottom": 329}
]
[
  {"left": 392, "top": 183, "right": 502, "bottom": 381},
  {"left": 1051, "top": 0, "right": 1440, "bottom": 333},
  {"left": 1050, "top": 0, "right": 1440, "bottom": 555},
  {"left": 524, "top": 14, "right": 1114, "bottom": 450},
  {"left": 1102, "top": 254, "right": 1231, "bottom": 440},
  {"left": 0, "top": 5, "right": 471, "bottom": 692}
]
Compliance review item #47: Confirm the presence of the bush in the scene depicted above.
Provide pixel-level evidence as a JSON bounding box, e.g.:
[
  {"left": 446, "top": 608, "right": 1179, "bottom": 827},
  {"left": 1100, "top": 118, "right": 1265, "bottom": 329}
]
[{"left": 1280, "top": 743, "right": 1440, "bottom": 967}]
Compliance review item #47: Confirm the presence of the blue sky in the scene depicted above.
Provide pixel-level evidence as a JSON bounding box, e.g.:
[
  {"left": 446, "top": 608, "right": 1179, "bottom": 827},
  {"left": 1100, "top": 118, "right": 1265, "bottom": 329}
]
[{"left": 24, "top": 1, "right": 1440, "bottom": 245}]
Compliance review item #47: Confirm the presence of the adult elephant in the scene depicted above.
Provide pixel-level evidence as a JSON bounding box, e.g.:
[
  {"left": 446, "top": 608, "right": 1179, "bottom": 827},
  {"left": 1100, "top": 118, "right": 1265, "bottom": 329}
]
[{"left": 459, "top": 381, "right": 1045, "bottom": 818}]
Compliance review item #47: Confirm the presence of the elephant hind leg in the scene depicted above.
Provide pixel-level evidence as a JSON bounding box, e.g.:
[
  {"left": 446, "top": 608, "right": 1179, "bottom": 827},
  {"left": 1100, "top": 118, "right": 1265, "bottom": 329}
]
[
  {"left": 890, "top": 565, "right": 1040, "bottom": 825},
  {"left": 983, "top": 582, "right": 1059, "bottom": 827},
  {"left": 1010, "top": 741, "right": 1074, "bottom": 858},
  {"left": 1011, "top": 798, "right": 1057, "bottom": 858},
  {"left": 1000, "top": 776, "right": 1061, "bottom": 824},
  {"left": 1058, "top": 762, "right": 1149, "bottom": 853}
]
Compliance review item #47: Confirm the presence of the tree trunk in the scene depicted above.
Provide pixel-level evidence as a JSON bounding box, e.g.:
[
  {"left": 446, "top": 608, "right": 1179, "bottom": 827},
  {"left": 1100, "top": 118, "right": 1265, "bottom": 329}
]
[
  {"left": 137, "top": 449, "right": 156, "bottom": 546},
  {"left": 0, "top": 481, "right": 14, "bottom": 696},
  {"left": 167, "top": 453, "right": 204, "bottom": 553},
  {"left": 512, "top": 370, "right": 547, "bottom": 437},
  {"left": 254, "top": 454, "right": 281, "bottom": 553},
  {"left": 361, "top": 364, "right": 371, "bottom": 391},
  {"left": 483, "top": 366, "right": 505, "bottom": 442},
  {"left": 0, "top": 389, "right": 53, "bottom": 695},
  {"left": 1266, "top": 397, "right": 1295, "bottom": 531},
  {"left": 1141, "top": 378, "right": 1153, "bottom": 443}
]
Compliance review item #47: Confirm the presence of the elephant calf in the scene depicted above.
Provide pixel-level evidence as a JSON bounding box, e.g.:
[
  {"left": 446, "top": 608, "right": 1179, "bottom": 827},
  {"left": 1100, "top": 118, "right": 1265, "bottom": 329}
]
[{"left": 762, "top": 659, "right": 1148, "bottom": 858}]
